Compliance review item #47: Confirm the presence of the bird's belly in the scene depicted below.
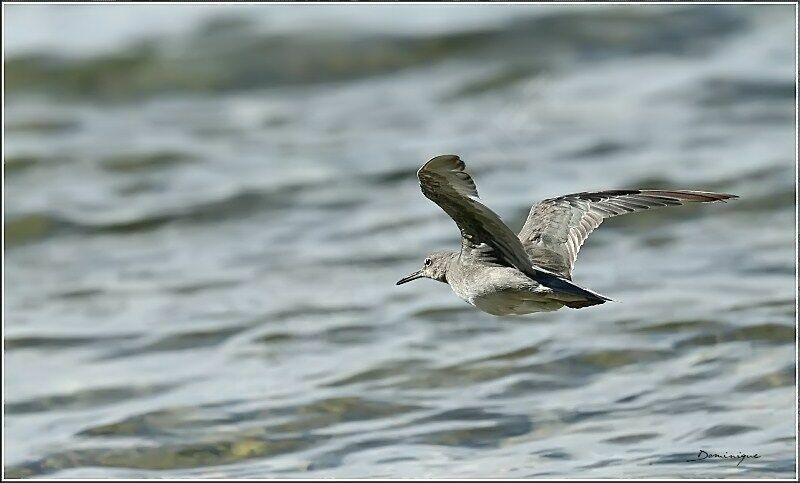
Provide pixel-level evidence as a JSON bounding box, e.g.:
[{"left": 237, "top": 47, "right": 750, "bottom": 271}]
[{"left": 468, "top": 290, "right": 564, "bottom": 316}]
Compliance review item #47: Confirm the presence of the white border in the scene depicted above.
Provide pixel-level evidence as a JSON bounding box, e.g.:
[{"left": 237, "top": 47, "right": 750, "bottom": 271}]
[{"left": 2, "top": 2, "right": 798, "bottom": 481}]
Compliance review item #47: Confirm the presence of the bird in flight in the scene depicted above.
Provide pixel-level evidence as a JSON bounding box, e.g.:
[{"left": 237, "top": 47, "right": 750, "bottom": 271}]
[{"left": 396, "top": 155, "right": 737, "bottom": 316}]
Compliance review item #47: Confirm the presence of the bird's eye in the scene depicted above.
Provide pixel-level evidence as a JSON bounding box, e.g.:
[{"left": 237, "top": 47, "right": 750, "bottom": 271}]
[{"left": 424, "top": 258, "right": 432, "bottom": 266}]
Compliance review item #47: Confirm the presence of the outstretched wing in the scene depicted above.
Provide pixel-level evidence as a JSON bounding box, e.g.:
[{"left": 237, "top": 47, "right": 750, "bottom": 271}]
[
  {"left": 518, "top": 190, "right": 738, "bottom": 279},
  {"left": 418, "top": 155, "right": 535, "bottom": 272}
]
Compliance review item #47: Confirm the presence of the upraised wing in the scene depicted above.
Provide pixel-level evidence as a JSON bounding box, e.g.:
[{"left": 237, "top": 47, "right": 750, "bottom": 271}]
[
  {"left": 418, "top": 155, "right": 534, "bottom": 272},
  {"left": 518, "top": 189, "right": 738, "bottom": 278}
]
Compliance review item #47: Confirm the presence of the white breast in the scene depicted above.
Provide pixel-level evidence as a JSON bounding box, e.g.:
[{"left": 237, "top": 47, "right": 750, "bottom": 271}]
[
  {"left": 449, "top": 264, "right": 564, "bottom": 316},
  {"left": 468, "top": 290, "right": 564, "bottom": 316}
]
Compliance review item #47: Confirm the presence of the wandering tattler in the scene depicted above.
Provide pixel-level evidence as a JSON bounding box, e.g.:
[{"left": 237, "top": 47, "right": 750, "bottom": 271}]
[{"left": 396, "top": 155, "right": 737, "bottom": 316}]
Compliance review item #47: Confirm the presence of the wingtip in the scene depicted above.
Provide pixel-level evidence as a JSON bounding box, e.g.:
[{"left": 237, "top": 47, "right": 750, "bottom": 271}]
[
  {"left": 710, "top": 193, "right": 739, "bottom": 203},
  {"left": 418, "top": 154, "right": 462, "bottom": 176},
  {"left": 642, "top": 190, "right": 739, "bottom": 203},
  {"left": 687, "top": 191, "right": 740, "bottom": 202},
  {"left": 428, "top": 154, "right": 460, "bottom": 162},
  {"left": 703, "top": 191, "right": 739, "bottom": 202}
]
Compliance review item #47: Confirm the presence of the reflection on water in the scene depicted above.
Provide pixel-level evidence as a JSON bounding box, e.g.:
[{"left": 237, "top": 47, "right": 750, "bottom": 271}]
[{"left": 4, "top": 4, "right": 796, "bottom": 478}]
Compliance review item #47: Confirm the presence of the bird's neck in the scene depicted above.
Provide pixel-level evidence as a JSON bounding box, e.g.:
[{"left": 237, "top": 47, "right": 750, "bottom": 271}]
[{"left": 441, "top": 251, "right": 459, "bottom": 284}]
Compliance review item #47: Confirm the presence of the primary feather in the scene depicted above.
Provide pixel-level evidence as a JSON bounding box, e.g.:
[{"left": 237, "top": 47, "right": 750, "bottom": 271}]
[{"left": 518, "top": 190, "right": 738, "bottom": 278}]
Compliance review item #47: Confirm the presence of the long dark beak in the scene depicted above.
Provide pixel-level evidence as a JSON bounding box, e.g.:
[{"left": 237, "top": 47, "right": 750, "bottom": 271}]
[{"left": 396, "top": 270, "right": 423, "bottom": 285}]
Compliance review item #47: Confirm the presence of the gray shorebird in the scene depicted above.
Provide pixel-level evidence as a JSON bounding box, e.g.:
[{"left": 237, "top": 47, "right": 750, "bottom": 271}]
[{"left": 396, "top": 155, "right": 737, "bottom": 316}]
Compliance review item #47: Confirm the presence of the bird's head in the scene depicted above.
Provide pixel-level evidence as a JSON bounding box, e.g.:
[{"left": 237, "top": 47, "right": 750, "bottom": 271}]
[{"left": 396, "top": 251, "right": 453, "bottom": 285}]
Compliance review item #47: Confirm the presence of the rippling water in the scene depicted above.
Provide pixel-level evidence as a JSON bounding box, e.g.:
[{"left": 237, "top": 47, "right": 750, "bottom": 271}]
[{"left": 4, "top": 4, "right": 796, "bottom": 478}]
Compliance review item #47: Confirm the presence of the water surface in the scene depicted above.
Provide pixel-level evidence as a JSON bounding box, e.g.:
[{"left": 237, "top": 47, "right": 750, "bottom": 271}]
[{"left": 4, "top": 4, "right": 796, "bottom": 478}]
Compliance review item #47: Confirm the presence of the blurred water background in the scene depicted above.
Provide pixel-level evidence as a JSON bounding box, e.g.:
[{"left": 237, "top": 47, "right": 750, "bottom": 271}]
[{"left": 3, "top": 3, "right": 796, "bottom": 479}]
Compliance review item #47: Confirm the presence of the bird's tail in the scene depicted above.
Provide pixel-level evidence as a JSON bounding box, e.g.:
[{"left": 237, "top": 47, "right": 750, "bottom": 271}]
[
  {"left": 534, "top": 271, "right": 612, "bottom": 308},
  {"left": 562, "top": 298, "right": 608, "bottom": 309}
]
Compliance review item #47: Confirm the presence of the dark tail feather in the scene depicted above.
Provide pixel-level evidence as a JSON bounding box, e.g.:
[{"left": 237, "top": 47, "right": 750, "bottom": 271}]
[
  {"left": 534, "top": 271, "right": 612, "bottom": 306},
  {"left": 563, "top": 298, "right": 608, "bottom": 309}
]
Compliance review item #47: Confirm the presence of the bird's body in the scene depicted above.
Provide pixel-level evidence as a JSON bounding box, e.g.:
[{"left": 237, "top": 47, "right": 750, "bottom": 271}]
[
  {"left": 426, "top": 252, "right": 579, "bottom": 315},
  {"left": 451, "top": 263, "right": 565, "bottom": 316},
  {"left": 396, "top": 155, "right": 737, "bottom": 316}
]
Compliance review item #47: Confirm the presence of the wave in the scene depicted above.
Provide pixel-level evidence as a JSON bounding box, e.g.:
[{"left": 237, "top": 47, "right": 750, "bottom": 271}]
[{"left": 6, "top": 6, "right": 747, "bottom": 100}]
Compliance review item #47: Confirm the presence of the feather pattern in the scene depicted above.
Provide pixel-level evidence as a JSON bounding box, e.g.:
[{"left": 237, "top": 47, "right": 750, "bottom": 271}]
[
  {"left": 417, "top": 155, "right": 532, "bottom": 271},
  {"left": 417, "top": 155, "right": 613, "bottom": 304},
  {"left": 518, "top": 189, "right": 738, "bottom": 278}
]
